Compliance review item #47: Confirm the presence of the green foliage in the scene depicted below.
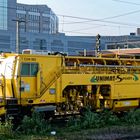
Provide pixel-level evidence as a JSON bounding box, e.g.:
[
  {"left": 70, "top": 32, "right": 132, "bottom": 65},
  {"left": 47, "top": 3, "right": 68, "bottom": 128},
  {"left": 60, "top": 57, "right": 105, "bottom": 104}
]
[
  {"left": 81, "top": 110, "right": 101, "bottom": 129},
  {"left": 123, "top": 109, "right": 140, "bottom": 125},
  {"left": 1, "top": 108, "right": 140, "bottom": 139},
  {"left": 67, "top": 116, "right": 81, "bottom": 131},
  {"left": 82, "top": 110, "right": 120, "bottom": 128},
  {"left": 70, "top": 108, "right": 140, "bottom": 131},
  {"left": 67, "top": 109, "right": 120, "bottom": 130},
  {"left": 0, "top": 118, "right": 14, "bottom": 139},
  {"left": 18, "top": 112, "right": 51, "bottom": 135},
  {"left": 100, "top": 110, "right": 120, "bottom": 126}
]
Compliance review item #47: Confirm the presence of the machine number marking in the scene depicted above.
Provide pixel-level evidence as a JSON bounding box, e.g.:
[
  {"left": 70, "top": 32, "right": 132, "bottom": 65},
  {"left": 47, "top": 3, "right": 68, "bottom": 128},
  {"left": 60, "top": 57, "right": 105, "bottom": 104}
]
[{"left": 23, "top": 57, "right": 36, "bottom": 61}]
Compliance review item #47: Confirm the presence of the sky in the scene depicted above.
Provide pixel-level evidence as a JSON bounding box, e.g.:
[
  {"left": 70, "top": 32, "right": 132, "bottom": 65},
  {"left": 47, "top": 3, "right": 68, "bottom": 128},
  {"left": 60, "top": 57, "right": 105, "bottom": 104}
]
[{"left": 17, "top": 0, "right": 140, "bottom": 36}]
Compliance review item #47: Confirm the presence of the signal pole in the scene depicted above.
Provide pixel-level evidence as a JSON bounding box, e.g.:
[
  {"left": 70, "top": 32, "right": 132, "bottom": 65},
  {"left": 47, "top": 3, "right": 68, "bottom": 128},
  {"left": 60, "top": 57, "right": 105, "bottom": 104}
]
[
  {"left": 16, "top": 20, "right": 20, "bottom": 54},
  {"left": 95, "top": 34, "right": 101, "bottom": 57},
  {"left": 13, "top": 19, "right": 25, "bottom": 53}
]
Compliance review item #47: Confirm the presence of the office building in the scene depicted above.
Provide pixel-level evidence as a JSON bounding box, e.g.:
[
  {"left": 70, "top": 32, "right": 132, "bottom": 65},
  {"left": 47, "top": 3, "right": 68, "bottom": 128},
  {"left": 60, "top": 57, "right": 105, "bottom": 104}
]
[
  {"left": 0, "top": 0, "right": 140, "bottom": 55},
  {"left": 17, "top": 3, "right": 58, "bottom": 34}
]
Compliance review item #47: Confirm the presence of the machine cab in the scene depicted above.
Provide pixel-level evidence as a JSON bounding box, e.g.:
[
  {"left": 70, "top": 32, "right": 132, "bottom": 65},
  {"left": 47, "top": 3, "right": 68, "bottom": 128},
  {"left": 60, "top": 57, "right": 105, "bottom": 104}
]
[{"left": 19, "top": 57, "right": 39, "bottom": 99}]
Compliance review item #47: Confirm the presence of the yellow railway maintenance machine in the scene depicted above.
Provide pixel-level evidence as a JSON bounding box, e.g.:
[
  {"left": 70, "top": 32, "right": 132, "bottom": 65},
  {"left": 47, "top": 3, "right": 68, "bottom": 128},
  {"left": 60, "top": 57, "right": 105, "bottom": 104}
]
[{"left": 0, "top": 51, "right": 140, "bottom": 117}]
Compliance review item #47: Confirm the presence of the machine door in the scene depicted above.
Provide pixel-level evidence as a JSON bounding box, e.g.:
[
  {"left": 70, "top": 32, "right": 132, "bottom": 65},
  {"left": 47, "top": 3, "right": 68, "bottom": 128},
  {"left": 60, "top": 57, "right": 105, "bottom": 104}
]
[{"left": 20, "top": 62, "right": 39, "bottom": 99}]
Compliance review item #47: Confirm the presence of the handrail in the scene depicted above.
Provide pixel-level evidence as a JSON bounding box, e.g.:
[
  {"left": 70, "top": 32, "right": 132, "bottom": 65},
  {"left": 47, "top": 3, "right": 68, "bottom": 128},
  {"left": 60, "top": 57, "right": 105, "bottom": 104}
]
[
  {"left": 39, "top": 67, "right": 62, "bottom": 97},
  {"left": 63, "top": 65, "right": 140, "bottom": 74},
  {"left": 79, "top": 64, "right": 140, "bottom": 68},
  {"left": 0, "top": 74, "right": 6, "bottom": 106}
]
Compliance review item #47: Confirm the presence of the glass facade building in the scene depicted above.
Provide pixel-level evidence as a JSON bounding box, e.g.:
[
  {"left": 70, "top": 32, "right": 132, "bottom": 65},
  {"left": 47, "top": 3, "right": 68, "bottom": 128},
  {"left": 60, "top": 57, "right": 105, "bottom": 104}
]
[
  {"left": 0, "top": 0, "right": 7, "bottom": 30},
  {"left": 16, "top": 4, "right": 59, "bottom": 34},
  {"left": 0, "top": 0, "right": 140, "bottom": 54}
]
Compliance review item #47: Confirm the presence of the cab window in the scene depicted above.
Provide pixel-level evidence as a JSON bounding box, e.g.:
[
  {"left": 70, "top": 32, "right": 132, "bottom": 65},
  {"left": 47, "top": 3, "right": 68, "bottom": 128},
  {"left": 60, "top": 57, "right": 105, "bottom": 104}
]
[{"left": 21, "top": 63, "right": 38, "bottom": 76}]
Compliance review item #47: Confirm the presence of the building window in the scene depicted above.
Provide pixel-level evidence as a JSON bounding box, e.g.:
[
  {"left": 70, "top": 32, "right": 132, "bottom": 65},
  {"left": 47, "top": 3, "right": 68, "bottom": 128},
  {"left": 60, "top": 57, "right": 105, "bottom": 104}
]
[
  {"left": 17, "top": 10, "right": 26, "bottom": 14},
  {"left": 51, "top": 40, "right": 64, "bottom": 46},
  {"left": 29, "top": 11, "right": 40, "bottom": 16},
  {"left": 0, "top": 0, "right": 7, "bottom": 30}
]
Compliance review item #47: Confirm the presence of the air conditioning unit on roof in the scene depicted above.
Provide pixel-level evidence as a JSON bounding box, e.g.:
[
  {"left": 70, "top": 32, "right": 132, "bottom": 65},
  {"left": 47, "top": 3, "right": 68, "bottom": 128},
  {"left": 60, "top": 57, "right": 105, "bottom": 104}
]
[{"left": 22, "top": 49, "right": 52, "bottom": 55}]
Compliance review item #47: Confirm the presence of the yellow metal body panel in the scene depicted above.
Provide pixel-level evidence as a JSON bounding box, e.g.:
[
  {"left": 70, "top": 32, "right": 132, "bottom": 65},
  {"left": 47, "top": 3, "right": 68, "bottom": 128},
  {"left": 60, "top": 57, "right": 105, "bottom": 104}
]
[
  {"left": 8, "top": 55, "right": 140, "bottom": 102},
  {"left": 113, "top": 100, "right": 139, "bottom": 108},
  {"left": 1, "top": 52, "right": 140, "bottom": 115},
  {"left": 17, "top": 55, "right": 62, "bottom": 105},
  {"left": 5, "top": 80, "right": 14, "bottom": 98},
  {"left": 0, "top": 107, "right": 6, "bottom": 116},
  {"left": 113, "top": 83, "right": 140, "bottom": 99},
  {"left": 0, "top": 80, "right": 3, "bottom": 98},
  {"left": 20, "top": 77, "right": 37, "bottom": 98}
]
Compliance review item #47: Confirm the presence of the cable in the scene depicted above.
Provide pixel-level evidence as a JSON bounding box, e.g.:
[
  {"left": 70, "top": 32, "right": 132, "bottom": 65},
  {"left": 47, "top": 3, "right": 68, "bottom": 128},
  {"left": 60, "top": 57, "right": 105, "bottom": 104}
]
[
  {"left": 0, "top": 4, "right": 139, "bottom": 28},
  {"left": 58, "top": 12, "right": 140, "bottom": 27},
  {"left": 58, "top": 9, "right": 140, "bottom": 25},
  {"left": 112, "top": 0, "right": 140, "bottom": 6},
  {"left": 64, "top": 24, "right": 136, "bottom": 33},
  {"left": 62, "top": 31, "right": 94, "bottom": 35},
  {"left": 0, "top": 4, "right": 140, "bottom": 35}
]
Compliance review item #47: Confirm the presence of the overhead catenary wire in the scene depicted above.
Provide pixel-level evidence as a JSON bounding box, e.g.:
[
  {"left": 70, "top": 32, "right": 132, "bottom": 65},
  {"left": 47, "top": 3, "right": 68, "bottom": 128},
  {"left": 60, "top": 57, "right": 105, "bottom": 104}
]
[
  {"left": 112, "top": 0, "right": 140, "bottom": 6},
  {"left": 57, "top": 13, "right": 140, "bottom": 27},
  {"left": 64, "top": 24, "right": 136, "bottom": 33},
  {"left": 58, "top": 9, "right": 140, "bottom": 25},
  {"left": 0, "top": 4, "right": 140, "bottom": 35},
  {"left": 0, "top": 5, "right": 140, "bottom": 28}
]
